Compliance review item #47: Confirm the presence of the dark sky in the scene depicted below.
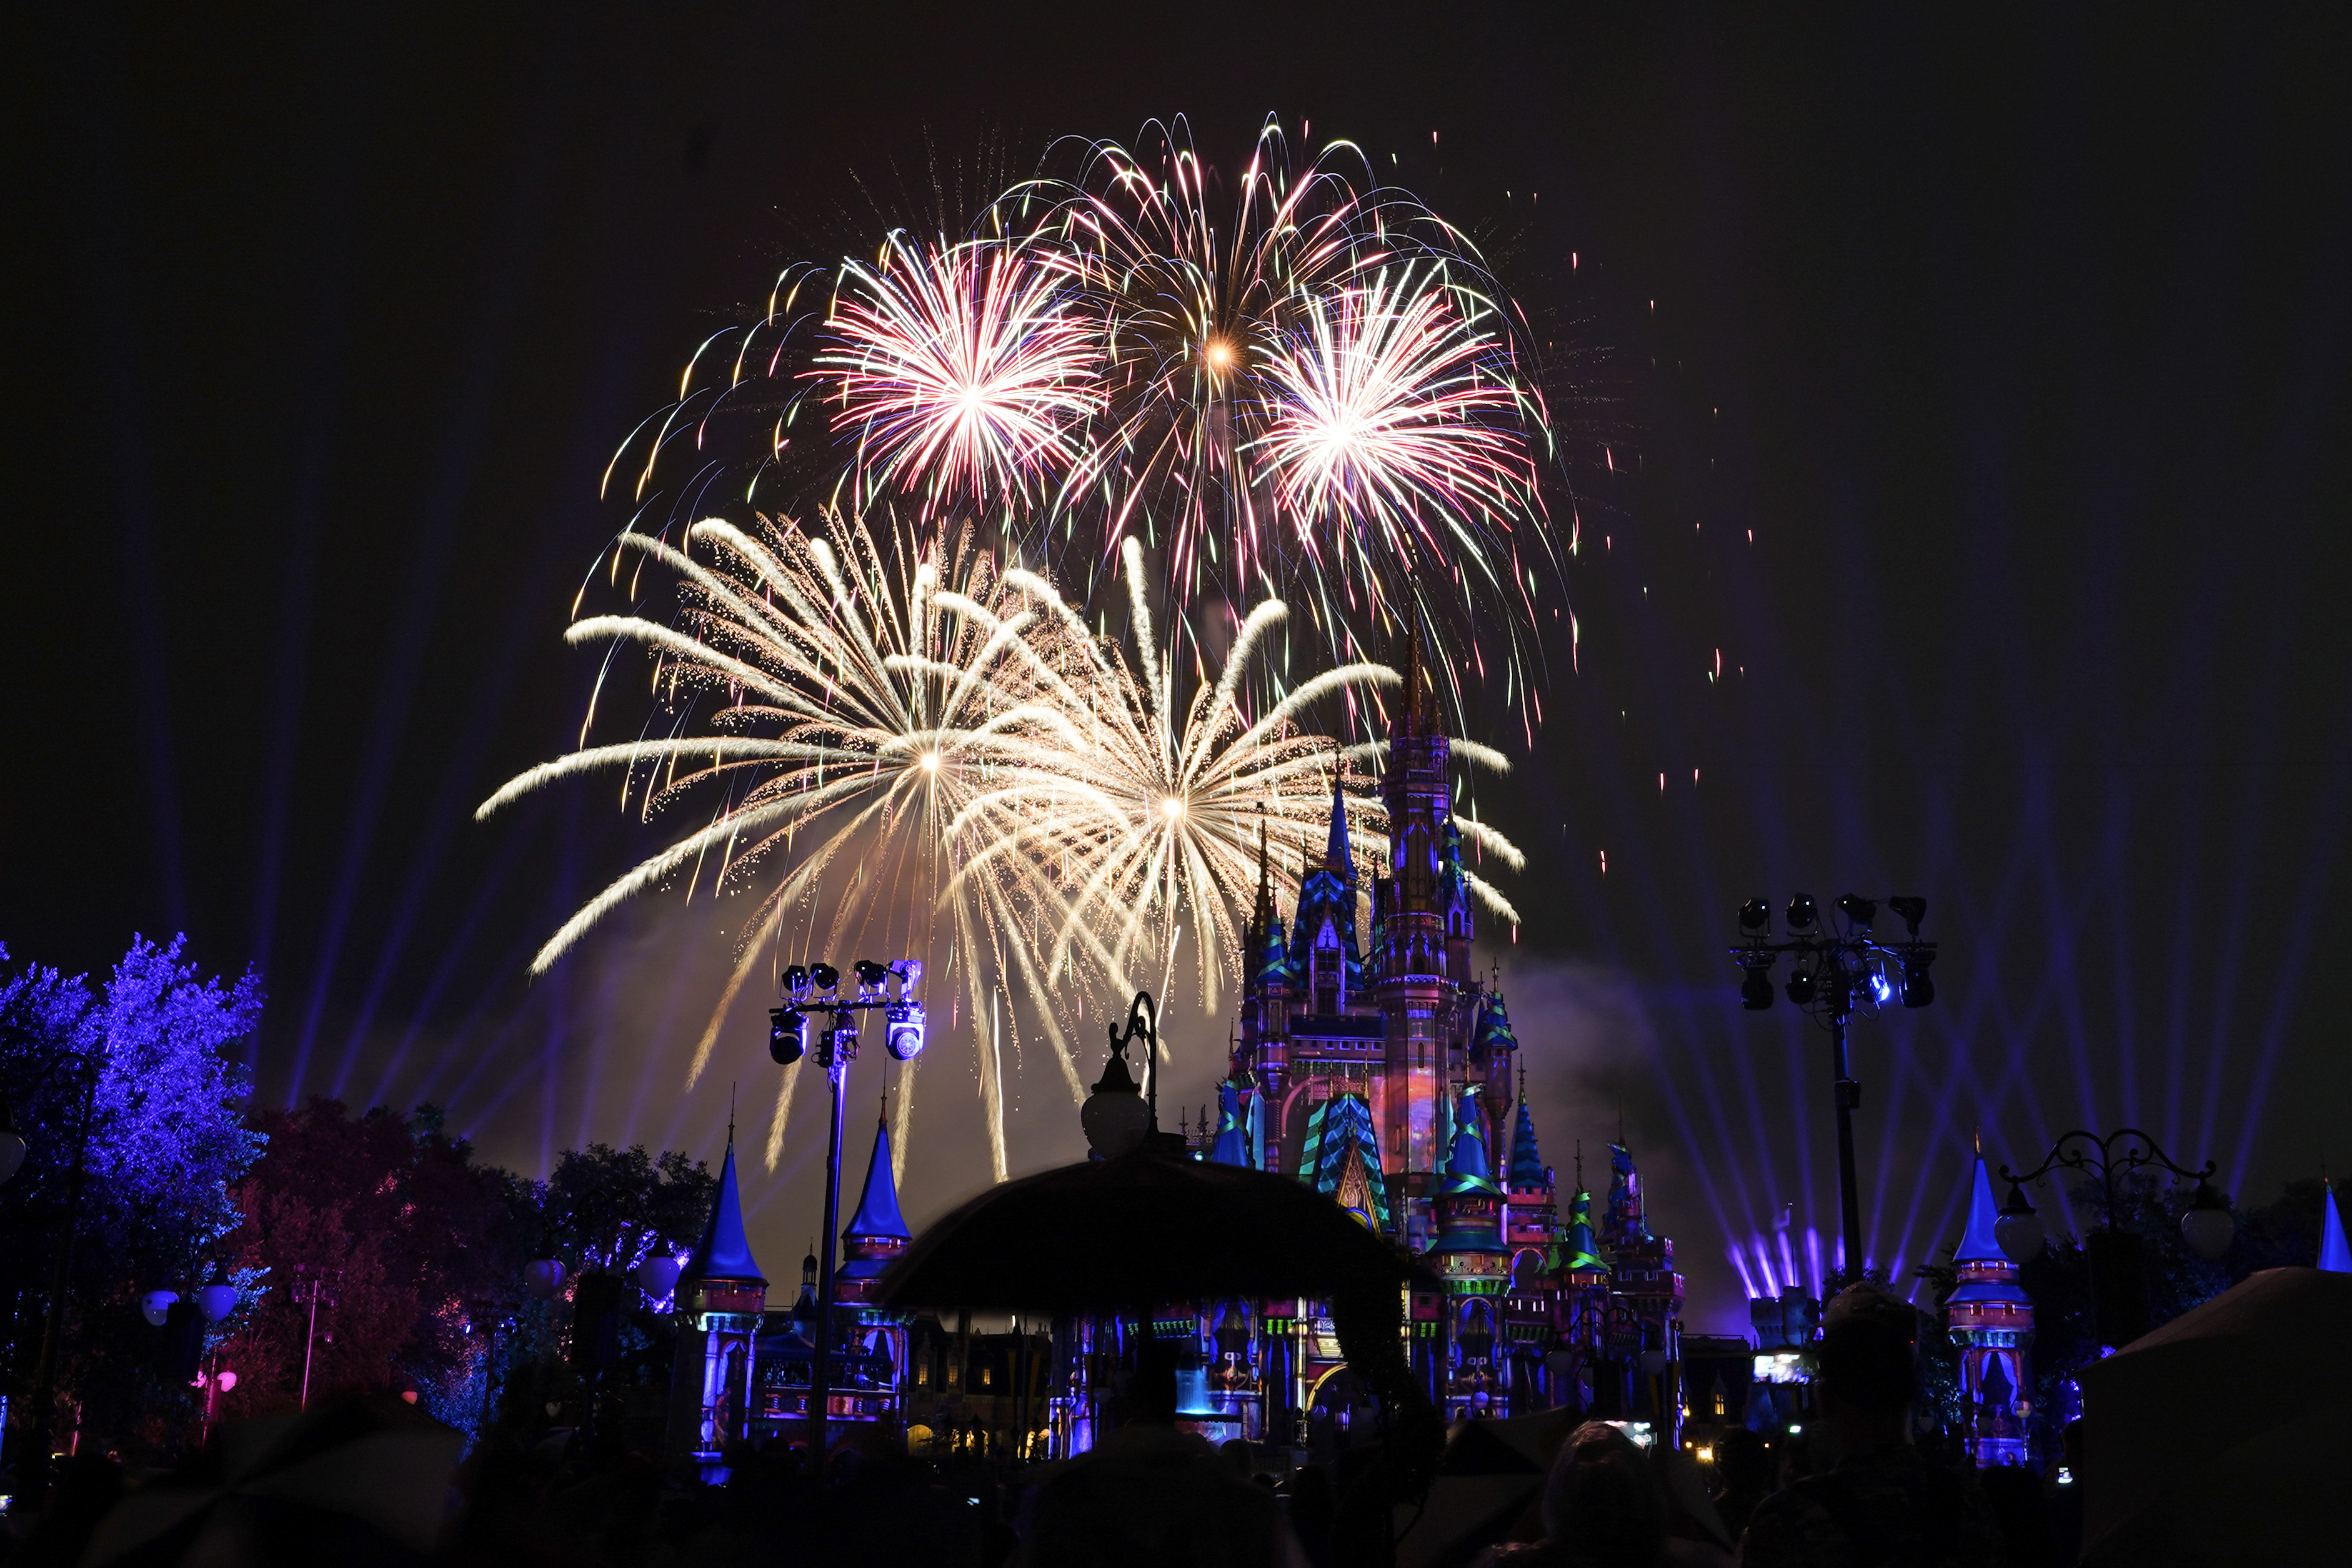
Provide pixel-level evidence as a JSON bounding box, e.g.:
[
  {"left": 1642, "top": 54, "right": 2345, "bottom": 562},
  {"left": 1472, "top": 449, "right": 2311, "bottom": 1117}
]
[{"left": 7, "top": 4, "right": 2348, "bottom": 1330}]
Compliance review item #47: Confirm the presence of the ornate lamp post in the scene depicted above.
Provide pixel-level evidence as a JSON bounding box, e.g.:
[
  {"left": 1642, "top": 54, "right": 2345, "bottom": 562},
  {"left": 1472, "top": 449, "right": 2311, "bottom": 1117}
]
[
  {"left": 765, "top": 958, "right": 925, "bottom": 1452},
  {"left": 1996, "top": 1128, "right": 2233, "bottom": 1350},
  {"left": 1728, "top": 894, "right": 1938, "bottom": 1275},
  {"left": 1080, "top": 993, "right": 1187, "bottom": 1159}
]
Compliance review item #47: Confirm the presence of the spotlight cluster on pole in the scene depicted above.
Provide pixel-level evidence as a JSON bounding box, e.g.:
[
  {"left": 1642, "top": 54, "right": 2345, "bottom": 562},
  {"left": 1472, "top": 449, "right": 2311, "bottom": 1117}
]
[
  {"left": 764, "top": 957, "right": 924, "bottom": 1455},
  {"left": 1728, "top": 892, "right": 1938, "bottom": 1278}
]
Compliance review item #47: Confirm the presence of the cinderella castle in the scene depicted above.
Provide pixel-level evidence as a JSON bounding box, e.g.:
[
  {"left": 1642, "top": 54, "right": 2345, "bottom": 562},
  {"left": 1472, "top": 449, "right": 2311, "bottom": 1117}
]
[{"left": 664, "top": 649, "right": 1687, "bottom": 1459}]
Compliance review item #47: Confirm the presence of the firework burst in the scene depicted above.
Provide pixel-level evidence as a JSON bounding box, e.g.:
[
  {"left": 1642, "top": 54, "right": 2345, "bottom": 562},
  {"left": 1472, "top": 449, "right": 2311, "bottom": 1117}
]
[{"left": 477, "top": 514, "right": 1097, "bottom": 1179}]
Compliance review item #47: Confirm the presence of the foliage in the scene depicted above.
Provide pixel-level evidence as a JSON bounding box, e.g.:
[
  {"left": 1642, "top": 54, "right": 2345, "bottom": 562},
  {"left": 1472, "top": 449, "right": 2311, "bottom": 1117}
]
[
  {"left": 218, "top": 1098, "right": 536, "bottom": 1432},
  {"left": 1, "top": 936, "right": 265, "bottom": 1457},
  {"left": 539, "top": 1142, "right": 717, "bottom": 1279}
]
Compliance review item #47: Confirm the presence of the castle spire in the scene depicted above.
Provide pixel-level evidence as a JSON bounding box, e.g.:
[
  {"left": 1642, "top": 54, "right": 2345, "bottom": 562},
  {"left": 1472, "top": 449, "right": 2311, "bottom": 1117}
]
[
  {"left": 1252, "top": 816, "right": 1275, "bottom": 933},
  {"left": 684, "top": 1139, "right": 766, "bottom": 1285},
  {"left": 1955, "top": 1153, "right": 2005, "bottom": 1264},
  {"left": 844, "top": 1111, "right": 910, "bottom": 1244},
  {"left": 1323, "top": 770, "right": 1353, "bottom": 882},
  {"left": 1209, "top": 1080, "right": 1251, "bottom": 1167},
  {"left": 1509, "top": 1073, "right": 1548, "bottom": 1189},
  {"left": 2323, "top": 1178, "right": 2352, "bottom": 1274}
]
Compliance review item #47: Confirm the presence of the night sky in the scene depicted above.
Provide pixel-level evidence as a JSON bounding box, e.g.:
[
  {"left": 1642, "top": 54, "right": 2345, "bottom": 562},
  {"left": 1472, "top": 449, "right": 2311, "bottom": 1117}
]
[{"left": 7, "top": 4, "right": 2348, "bottom": 1331}]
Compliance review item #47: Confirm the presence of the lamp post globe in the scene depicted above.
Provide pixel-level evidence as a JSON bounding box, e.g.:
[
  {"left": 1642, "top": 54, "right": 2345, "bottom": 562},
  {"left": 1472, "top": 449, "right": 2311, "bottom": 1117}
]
[
  {"left": 635, "top": 1253, "right": 684, "bottom": 1300},
  {"left": 524, "top": 1258, "right": 566, "bottom": 1301},
  {"left": 1081, "top": 1051, "right": 1150, "bottom": 1158},
  {"left": 197, "top": 1282, "right": 241, "bottom": 1323},
  {"left": 1994, "top": 1182, "right": 2045, "bottom": 1264},
  {"left": 2180, "top": 1181, "right": 2235, "bottom": 1262},
  {"left": 140, "top": 1289, "right": 179, "bottom": 1327}
]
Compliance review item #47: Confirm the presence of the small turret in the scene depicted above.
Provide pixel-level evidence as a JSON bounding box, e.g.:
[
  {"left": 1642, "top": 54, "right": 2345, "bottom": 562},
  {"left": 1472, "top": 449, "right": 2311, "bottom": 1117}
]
[
  {"left": 2321, "top": 1178, "right": 2351, "bottom": 1273},
  {"left": 1208, "top": 1081, "right": 1250, "bottom": 1168},
  {"left": 835, "top": 1114, "right": 911, "bottom": 1302}
]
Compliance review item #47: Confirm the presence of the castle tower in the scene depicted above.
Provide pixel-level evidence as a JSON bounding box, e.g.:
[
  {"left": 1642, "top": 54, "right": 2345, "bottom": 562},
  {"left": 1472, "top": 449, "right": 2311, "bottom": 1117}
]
[
  {"left": 668, "top": 1140, "right": 767, "bottom": 1459},
  {"left": 1432, "top": 1086, "right": 1510, "bottom": 1417},
  {"left": 1375, "top": 633, "right": 1454, "bottom": 1193},
  {"left": 835, "top": 1114, "right": 912, "bottom": 1302},
  {"left": 1943, "top": 1152, "right": 2035, "bottom": 1466}
]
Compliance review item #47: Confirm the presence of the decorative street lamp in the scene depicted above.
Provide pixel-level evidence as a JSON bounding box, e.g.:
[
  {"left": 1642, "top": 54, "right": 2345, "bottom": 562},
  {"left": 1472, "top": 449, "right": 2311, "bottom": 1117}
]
[
  {"left": 1996, "top": 1128, "right": 2233, "bottom": 1350},
  {"left": 1728, "top": 893, "right": 1938, "bottom": 1276},
  {"left": 1080, "top": 993, "right": 1187, "bottom": 1159},
  {"left": 765, "top": 957, "right": 925, "bottom": 1452}
]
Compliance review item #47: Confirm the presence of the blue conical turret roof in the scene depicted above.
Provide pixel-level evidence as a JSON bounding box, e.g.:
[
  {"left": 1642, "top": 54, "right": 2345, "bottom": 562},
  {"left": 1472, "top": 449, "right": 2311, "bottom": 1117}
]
[
  {"left": 1557, "top": 1189, "right": 1608, "bottom": 1274},
  {"left": 1472, "top": 991, "right": 1519, "bottom": 1064},
  {"left": 845, "top": 1117, "right": 910, "bottom": 1242},
  {"left": 2322, "top": 1180, "right": 2352, "bottom": 1274},
  {"left": 1438, "top": 1088, "right": 1498, "bottom": 1196},
  {"left": 1510, "top": 1094, "right": 1548, "bottom": 1188},
  {"left": 685, "top": 1142, "right": 766, "bottom": 1284},
  {"left": 1209, "top": 1081, "right": 1250, "bottom": 1166},
  {"left": 1956, "top": 1155, "right": 2005, "bottom": 1264}
]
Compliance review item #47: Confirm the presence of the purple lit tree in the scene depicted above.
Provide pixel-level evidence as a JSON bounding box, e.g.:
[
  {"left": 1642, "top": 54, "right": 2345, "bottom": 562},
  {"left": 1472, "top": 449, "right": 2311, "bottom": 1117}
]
[{"left": 1, "top": 935, "right": 264, "bottom": 1463}]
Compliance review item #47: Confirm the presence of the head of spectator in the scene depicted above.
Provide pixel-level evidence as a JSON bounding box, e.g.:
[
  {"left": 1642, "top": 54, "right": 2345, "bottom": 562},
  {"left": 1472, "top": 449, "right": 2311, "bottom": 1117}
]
[
  {"left": 1537, "top": 1422, "right": 1667, "bottom": 1566},
  {"left": 1811, "top": 1312, "right": 1916, "bottom": 1455}
]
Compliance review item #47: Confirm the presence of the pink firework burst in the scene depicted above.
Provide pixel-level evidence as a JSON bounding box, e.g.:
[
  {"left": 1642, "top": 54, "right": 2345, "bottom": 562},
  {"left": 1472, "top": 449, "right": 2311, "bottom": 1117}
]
[
  {"left": 1252, "top": 265, "right": 1533, "bottom": 591},
  {"left": 816, "top": 234, "right": 1102, "bottom": 504}
]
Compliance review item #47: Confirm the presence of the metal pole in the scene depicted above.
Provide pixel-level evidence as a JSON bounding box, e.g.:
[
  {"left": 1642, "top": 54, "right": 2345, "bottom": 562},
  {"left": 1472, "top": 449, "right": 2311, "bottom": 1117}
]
[
  {"left": 1830, "top": 1009, "right": 1864, "bottom": 1278},
  {"left": 808, "top": 1026, "right": 850, "bottom": 1457},
  {"left": 301, "top": 1284, "right": 321, "bottom": 1411}
]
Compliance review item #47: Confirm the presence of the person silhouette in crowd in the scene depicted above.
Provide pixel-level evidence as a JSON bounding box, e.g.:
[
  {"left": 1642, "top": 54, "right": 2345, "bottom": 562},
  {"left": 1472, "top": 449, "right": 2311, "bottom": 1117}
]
[
  {"left": 1017, "top": 1340, "right": 1301, "bottom": 1567},
  {"left": 1480, "top": 1421, "right": 1671, "bottom": 1567},
  {"left": 1710, "top": 1429, "right": 1773, "bottom": 1543},
  {"left": 1736, "top": 1301, "right": 2003, "bottom": 1567}
]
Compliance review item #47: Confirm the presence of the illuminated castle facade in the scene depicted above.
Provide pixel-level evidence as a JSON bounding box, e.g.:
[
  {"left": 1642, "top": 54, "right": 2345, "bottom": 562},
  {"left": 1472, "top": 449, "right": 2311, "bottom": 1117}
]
[
  {"left": 670, "top": 650, "right": 1688, "bottom": 1461},
  {"left": 1110, "top": 645, "right": 1688, "bottom": 1447}
]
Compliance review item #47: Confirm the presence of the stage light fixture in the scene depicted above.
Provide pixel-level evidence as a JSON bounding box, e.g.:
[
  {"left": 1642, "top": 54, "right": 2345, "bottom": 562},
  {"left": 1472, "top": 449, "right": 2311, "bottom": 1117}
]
[
  {"left": 769, "top": 1006, "right": 806, "bottom": 1066},
  {"left": 854, "top": 959, "right": 890, "bottom": 1000},
  {"left": 782, "top": 964, "right": 810, "bottom": 1000},
  {"left": 1900, "top": 951, "right": 1936, "bottom": 1008},
  {"left": 885, "top": 1000, "right": 927, "bottom": 1061},
  {"left": 1784, "top": 968, "right": 1815, "bottom": 1006},
  {"left": 1740, "top": 965, "right": 1775, "bottom": 1011},
  {"left": 1739, "top": 898, "right": 1771, "bottom": 935},
  {"left": 810, "top": 962, "right": 840, "bottom": 993},
  {"left": 1837, "top": 894, "right": 1876, "bottom": 930},
  {"left": 1888, "top": 895, "right": 1926, "bottom": 936},
  {"left": 1785, "top": 895, "right": 1817, "bottom": 931}
]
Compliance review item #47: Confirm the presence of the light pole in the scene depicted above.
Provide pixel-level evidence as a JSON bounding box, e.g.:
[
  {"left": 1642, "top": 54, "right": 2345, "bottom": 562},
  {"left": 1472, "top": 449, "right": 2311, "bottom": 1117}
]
[
  {"left": 1728, "top": 893, "right": 1938, "bottom": 1276},
  {"left": 767, "top": 958, "right": 925, "bottom": 1454},
  {"left": 1996, "top": 1128, "right": 2233, "bottom": 1351},
  {"left": 1079, "top": 992, "right": 1188, "bottom": 1159},
  {"left": 289, "top": 1263, "right": 342, "bottom": 1411}
]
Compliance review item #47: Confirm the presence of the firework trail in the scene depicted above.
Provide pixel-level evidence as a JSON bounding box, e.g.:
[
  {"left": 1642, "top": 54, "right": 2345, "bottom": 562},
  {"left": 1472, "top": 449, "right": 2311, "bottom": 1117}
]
[
  {"left": 477, "top": 514, "right": 1092, "bottom": 1179},
  {"left": 947, "top": 537, "right": 1527, "bottom": 1021}
]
